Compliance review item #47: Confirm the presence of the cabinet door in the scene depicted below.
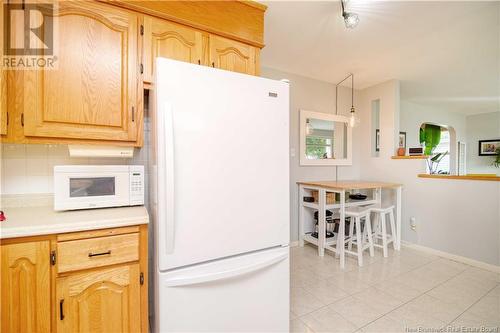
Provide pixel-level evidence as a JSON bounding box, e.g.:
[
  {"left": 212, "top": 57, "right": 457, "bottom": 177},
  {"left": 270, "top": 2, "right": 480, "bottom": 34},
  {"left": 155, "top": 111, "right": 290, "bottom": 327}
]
[
  {"left": 23, "top": 2, "right": 139, "bottom": 143},
  {"left": 0, "top": 1, "right": 7, "bottom": 136},
  {"left": 56, "top": 264, "right": 141, "bottom": 333},
  {"left": 143, "top": 16, "right": 206, "bottom": 83},
  {"left": 0, "top": 241, "right": 51, "bottom": 333},
  {"left": 0, "top": 69, "right": 6, "bottom": 136},
  {"left": 209, "top": 35, "right": 256, "bottom": 75}
]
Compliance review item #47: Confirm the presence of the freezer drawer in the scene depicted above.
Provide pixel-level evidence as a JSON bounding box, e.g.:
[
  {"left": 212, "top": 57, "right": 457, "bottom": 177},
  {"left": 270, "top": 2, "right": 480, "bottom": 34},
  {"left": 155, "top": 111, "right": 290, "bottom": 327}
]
[{"left": 155, "top": 246, "right": 290, "bottom": 332}]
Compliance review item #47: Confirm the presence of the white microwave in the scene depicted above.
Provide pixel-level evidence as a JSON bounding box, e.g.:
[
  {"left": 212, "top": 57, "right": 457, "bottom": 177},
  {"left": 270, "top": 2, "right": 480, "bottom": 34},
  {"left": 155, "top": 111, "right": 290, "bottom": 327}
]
[{"left": 54, "top": 165, "right": 144, "bottom": 211}]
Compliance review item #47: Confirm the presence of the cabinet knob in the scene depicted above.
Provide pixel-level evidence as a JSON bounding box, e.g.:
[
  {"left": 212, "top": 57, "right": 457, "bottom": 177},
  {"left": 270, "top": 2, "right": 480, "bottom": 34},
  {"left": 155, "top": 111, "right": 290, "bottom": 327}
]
[{"left": 211, "top": 62, "right": 215, "bottom": 68}]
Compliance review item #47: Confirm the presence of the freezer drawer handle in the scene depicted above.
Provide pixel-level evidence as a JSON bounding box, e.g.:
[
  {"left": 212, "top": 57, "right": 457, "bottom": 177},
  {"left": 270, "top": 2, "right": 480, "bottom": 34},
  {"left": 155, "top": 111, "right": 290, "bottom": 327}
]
[{"left": 164, "top": 251, "right": 288, "bottom": 287}]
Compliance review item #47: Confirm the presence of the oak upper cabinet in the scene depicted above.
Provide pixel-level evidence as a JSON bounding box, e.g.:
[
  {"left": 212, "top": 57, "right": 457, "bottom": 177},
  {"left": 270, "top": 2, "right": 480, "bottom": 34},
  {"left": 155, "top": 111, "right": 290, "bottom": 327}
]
[
  {"left": 56, "top": 264, "right": 141, "bottom": 333},
  {"left": 143, "top": 16, "right": 207, "bottom": 83},
  {"left": 0, "top": 241, "right": 51, "bottom": 333},
  {"left": 209, "top": 35, "right": 257, "bottom": 76},
  {"left": 0, "top": 69, "right": 6, "bottom": 136},
  {"left": 22, "top": 1, "right": 140, "bottom": 143},
  {"left": 0, "top": 1, "right": 7, "bottom": 136}
]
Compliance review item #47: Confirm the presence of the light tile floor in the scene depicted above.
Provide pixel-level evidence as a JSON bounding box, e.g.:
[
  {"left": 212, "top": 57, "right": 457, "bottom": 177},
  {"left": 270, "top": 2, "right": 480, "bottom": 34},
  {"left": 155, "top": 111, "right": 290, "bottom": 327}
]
[{"left": 290, "top": 244, "right": 500, "bottom": 333}]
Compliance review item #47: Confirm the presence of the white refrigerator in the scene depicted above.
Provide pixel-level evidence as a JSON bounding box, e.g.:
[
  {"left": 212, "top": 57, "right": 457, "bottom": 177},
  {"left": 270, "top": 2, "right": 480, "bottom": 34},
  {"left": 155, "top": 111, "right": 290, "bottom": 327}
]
[{"left": 151, "top": 58, "right": 290, "bottom": 332}]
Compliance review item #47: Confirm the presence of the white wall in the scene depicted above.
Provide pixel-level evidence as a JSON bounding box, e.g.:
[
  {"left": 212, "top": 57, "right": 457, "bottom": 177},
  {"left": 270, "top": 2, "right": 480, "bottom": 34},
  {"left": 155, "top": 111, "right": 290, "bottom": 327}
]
[
  {"left": 359, "top": 81, "right": 500, "bottom": 266},
  {"left": 465, "top": 112, "right": 500, "bottom": 175},
  {"left": 400, "top": 101, "right": 468, "bottom": 175},
  {"left": 261, "top": 67, "right": 361, "bottom": 242},
  {"left": 259, "top": 69, "right": 500, "bottom": 266}
]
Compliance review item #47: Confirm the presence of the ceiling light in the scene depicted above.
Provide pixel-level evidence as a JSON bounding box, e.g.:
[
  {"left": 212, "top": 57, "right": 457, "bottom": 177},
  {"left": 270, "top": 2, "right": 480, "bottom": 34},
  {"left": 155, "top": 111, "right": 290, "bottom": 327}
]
[
  {"left": 341, "top": 0, "right": 360, "bottom": 29},
  {"left": 343, "top": 12, "right": 359, "bottom": 29}
]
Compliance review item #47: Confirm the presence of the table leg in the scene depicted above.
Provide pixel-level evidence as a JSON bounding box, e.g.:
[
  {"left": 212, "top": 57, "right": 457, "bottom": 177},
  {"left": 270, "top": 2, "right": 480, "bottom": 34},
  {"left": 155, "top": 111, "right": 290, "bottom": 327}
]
[
  {"left": 376, "top": 187, "right": 382, "bottom": 206},
  {"left": 338, "top": 190, "right": 346, "bottom": 269},
  {"left": 299, "top": 185, "right": 305, "bottom": 247},
  {"left": 318, "top": 189, "right": 326, "bottom": 256},
  {"left": 396, "top": 186, "right": 402, "bottom": 250}
]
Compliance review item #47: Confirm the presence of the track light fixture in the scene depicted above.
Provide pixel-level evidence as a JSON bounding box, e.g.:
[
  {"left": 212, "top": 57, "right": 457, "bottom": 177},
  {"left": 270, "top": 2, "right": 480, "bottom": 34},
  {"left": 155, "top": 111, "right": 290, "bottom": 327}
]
[{"left": 341, "top": 0, "right": 359, "bottom": 29}]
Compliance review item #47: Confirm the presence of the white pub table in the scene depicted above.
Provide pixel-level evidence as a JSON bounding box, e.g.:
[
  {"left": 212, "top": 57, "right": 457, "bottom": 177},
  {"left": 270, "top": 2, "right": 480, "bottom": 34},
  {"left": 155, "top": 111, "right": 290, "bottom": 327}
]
[{"left": 297, "top": 180, "right": 403, "bottom": 269}]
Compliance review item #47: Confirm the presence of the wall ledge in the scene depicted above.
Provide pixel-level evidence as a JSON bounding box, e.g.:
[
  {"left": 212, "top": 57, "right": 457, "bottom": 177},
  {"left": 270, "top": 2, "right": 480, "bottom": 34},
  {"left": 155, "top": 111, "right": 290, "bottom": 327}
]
[
  {"left": 392, "top": 155, "right": 429, "bottom": 160},
  {"left": 418, "top": 174, "right": 500, "bottom": 181}
]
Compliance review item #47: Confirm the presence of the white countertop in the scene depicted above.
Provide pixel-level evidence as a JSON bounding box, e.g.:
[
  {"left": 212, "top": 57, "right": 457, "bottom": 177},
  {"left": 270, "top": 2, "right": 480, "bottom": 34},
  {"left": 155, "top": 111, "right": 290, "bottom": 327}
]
[{"left": 0, "top": 205, "right": 149, "bottom": 239}]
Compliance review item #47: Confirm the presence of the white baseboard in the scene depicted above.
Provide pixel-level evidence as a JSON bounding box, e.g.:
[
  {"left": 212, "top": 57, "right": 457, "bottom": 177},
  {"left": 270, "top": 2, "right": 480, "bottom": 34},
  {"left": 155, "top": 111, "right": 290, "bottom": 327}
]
[
  {"left": 402, "top": 241, "right": 500, "bottom": 274},
  {"left": 290, "top": 240, "right": 299, "bottom": 248}
]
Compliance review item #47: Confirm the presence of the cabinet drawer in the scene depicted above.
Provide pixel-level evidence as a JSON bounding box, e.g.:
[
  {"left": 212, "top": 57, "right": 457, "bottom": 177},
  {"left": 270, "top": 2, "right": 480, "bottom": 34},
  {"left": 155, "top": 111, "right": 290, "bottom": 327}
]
[{"left": 57, "top": 233, "right": 139, "bottom": 273}]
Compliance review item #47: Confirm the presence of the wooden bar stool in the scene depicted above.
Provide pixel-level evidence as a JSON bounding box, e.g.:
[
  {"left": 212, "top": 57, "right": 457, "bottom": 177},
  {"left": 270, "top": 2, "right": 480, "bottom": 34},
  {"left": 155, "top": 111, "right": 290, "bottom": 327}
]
[
  {"left": 370, "top": 205, "right": 397, "bottom": 257},
  {"left": 343, "top": 207, "right": 374, "bottom": 266}
]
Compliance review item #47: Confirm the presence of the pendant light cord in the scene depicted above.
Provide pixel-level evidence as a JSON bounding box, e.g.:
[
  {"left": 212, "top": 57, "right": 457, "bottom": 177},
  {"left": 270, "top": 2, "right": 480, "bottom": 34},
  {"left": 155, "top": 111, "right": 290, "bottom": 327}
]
[{"left": 334, "top": 73, "right": 354, "bottom": 181}]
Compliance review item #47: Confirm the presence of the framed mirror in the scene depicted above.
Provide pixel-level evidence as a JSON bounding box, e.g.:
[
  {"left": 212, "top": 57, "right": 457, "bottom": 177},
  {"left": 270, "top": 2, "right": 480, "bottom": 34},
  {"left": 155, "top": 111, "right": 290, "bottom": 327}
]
[{"left": 299, "top": 110, "right": 352, "bottom": 166}]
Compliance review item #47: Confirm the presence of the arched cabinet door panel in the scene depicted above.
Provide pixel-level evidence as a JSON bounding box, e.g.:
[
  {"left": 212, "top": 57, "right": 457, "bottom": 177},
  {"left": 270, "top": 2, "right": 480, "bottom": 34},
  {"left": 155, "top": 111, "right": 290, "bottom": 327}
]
[
  {"left": 209, "top": 35, "right": 257, "bottom": 75},
  {"left": 56, "top": 264, "right": 141, "bottom": 333},
  {"left": 143, "top": 17, "right": 206, "bottom": 83},
  {"left": 1, "top": 241, "right": 51, "bottom": 333},
  {"left": 22, "top": 1, "right": 140, "bottom": 143}
]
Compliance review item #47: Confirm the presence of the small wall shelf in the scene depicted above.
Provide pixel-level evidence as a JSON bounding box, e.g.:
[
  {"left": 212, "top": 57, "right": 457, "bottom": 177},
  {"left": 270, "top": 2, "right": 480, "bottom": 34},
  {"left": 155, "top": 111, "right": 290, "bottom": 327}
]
[
  {"left": 391, "top": 155, "right": 430, "bottom": 160},
  {"left": 418, "top": 174, "right": 500, "bottom": 181}
]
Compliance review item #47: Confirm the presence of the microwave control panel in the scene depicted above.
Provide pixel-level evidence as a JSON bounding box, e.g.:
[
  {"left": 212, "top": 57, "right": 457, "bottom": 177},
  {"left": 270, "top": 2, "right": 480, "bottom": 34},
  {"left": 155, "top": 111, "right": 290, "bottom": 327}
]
[{"left": 129, "top": 165, "right": 145, "bottom": 205}]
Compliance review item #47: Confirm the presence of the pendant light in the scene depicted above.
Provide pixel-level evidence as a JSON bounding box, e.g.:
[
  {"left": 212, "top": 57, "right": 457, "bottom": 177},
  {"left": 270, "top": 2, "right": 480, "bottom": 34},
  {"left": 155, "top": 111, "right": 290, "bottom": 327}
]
[
  {"left": 335, "top": 73, "right": 359, "bottom": 128},
  {"left": 348, "top": 74, "right": 359, "bottom": 127},
  {"left": 306, "top": 119, "right": 313, "bottom": 135}
]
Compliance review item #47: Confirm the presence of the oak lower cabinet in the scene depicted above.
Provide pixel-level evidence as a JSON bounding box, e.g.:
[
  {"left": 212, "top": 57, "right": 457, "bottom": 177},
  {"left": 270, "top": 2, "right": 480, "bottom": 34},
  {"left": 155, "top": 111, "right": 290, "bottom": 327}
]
[
  {"left": 209, "top": 35, "right": 258, "bottom": 76},
  {"left": 56, "top": 264, "right": 141, "bottom": 333},
  {"left": 143, "top": 16, "right": 207, "bottom": 83},
  {"left": 0, "top": 240, "right": 51, "bottom": 333},
  {"left": 0, "top": 225, "right": 148, "bottom": 333},
  {"left": 22, "top": 1, "right": 141, "bottom": 144}
]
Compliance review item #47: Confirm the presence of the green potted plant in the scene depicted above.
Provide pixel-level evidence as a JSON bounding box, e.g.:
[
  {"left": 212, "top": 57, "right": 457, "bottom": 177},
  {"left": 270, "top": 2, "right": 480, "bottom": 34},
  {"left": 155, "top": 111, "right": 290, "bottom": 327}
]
[
  {"left": 420, "top": 124, "right": 447, "bottom": 174},
  {"left": 493, "top": 147, "right": 500, "bottom": 168},
  {"left": 427, "top": 151, "right": 448, "bottom": 174},
  {"left": 419, "top": 124, "right": 441, "bottom": 155}
]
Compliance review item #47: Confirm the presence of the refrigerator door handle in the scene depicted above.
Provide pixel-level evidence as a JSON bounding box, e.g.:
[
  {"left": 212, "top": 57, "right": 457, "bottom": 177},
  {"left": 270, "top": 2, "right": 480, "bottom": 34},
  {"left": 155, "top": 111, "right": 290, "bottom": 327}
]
[
  {"left": 158, "top": 102, "right": 176, "bottom": 255},
  {"left": 164, "top": 250, "right": 288, "bottom": 287}
]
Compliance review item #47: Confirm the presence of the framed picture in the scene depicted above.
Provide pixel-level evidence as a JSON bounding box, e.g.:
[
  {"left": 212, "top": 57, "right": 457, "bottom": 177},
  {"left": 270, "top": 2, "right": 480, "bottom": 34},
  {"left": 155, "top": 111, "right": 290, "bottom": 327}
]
[
  {"left": 399, "top": 132, "right": 407, "bottom": 148},
  {"left": 375, "top": 129, "right": 380, "bottom": 152},
  {"left": 478, "top": 139, "right": 500, "bottom": 156}
]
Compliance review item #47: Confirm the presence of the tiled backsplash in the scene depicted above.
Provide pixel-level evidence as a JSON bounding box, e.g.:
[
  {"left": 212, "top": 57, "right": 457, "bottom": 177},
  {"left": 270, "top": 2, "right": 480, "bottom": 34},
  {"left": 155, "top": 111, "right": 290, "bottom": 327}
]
[
  {"left": 0, "top": 143, "right": 149, "bottom": 195},
  {"left": 1, "top": 104, "right": 150, "bottom": 196}
]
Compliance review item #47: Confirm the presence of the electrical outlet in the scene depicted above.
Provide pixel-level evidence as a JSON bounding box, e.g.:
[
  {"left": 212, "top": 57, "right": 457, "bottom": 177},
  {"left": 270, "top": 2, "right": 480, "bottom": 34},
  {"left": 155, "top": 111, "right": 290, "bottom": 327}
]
[
  {"left": 410, "top": 217, "right": 416, "bottom": 231},
  {"left": 290, "top": 148, "right": 296, "bottom": 157}
]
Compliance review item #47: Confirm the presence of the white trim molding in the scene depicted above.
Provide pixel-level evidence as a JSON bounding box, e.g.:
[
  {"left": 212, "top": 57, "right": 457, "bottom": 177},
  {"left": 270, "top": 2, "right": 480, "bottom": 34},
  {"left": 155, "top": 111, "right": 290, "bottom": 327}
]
[{"left": 402, "top": 241, "right": 500, "bottom": 274}]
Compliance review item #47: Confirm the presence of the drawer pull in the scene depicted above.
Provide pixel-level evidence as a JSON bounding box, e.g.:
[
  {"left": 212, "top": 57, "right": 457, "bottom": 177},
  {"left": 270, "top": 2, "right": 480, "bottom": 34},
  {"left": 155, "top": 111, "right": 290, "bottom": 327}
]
[{"left": 88, "top": 250, "right": 112, "bottom": 257}]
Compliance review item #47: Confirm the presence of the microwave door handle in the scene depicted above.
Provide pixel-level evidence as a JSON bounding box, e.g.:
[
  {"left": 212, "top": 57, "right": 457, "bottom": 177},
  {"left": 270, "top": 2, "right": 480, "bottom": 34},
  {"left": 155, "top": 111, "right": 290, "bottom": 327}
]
[{"left": 159, "top": 102, "right": 176, "bottom": 255}]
